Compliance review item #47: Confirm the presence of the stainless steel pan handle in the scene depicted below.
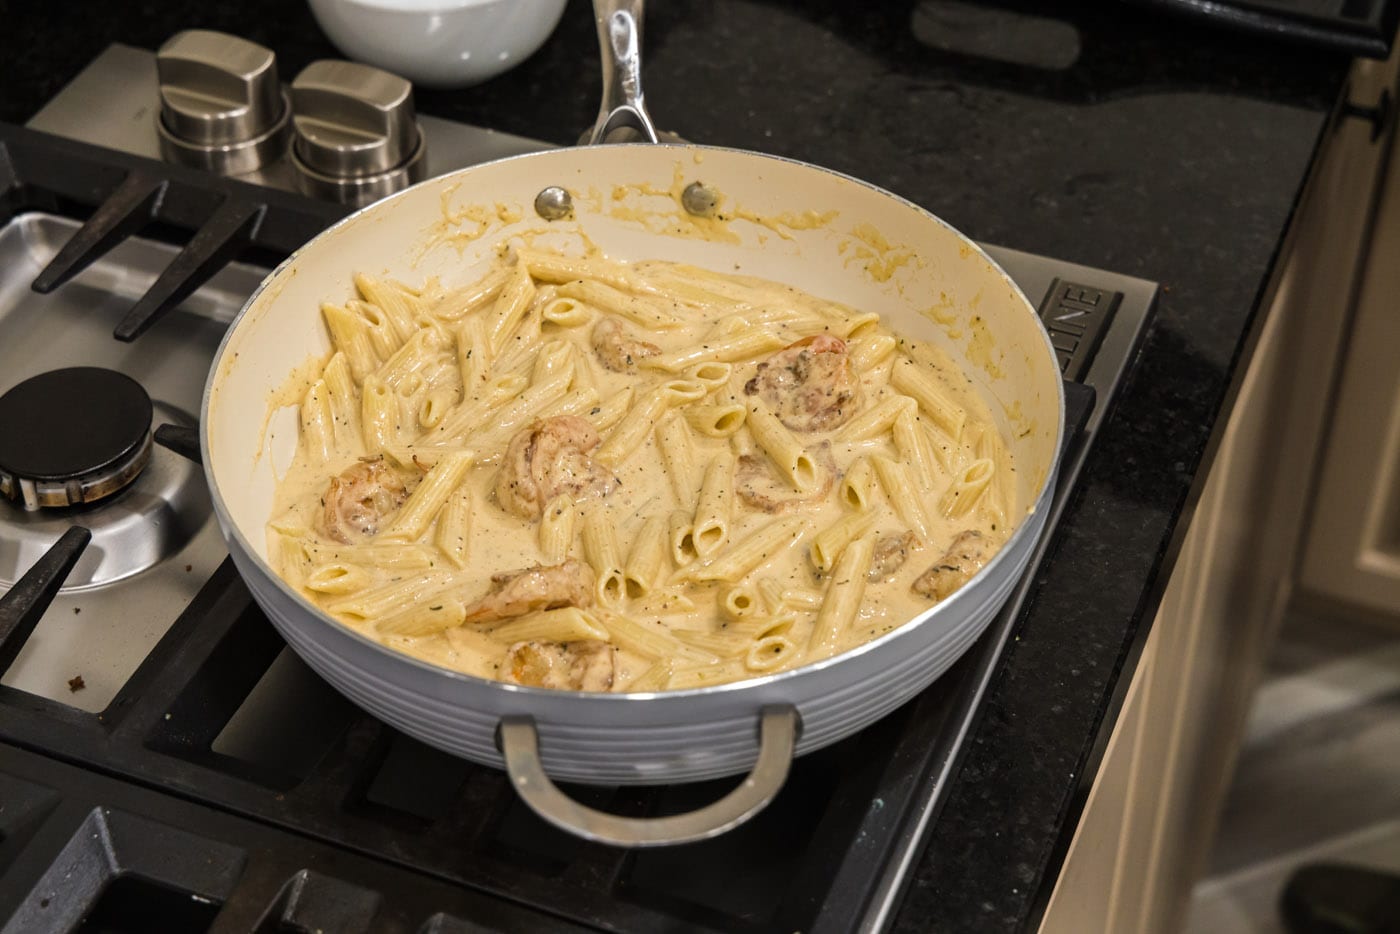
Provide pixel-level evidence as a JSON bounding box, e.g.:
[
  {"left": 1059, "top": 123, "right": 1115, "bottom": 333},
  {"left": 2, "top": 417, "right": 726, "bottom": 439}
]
[
  {"left": 498, "top": 706, "right": 798, "bottom": 846},
  {"left": 586, "top": 0, "right": 660, "bottom": 145}
]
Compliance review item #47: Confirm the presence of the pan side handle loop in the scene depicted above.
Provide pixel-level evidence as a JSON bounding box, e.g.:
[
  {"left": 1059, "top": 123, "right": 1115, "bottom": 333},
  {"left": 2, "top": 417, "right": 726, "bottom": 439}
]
[
  {"left": 498, "top": 705, "right": 798, "bottom": 846},
  {"left": 586, "top": 0, "right": 660, "bottom": 145}
]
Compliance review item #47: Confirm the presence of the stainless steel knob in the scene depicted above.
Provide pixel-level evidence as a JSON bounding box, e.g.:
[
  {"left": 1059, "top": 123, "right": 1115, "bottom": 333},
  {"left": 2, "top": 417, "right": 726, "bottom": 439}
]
[
  {"left": 290, "top": 60, "right": 426, "bottom": 205},
  {"left": 155, "top": 30, "right": 292, "bottom": 174}
]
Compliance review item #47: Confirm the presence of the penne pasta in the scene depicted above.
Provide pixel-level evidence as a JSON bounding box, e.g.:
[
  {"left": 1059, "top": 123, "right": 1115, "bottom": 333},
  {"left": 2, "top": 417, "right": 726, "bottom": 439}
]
[
  {"left": 691, "top": 452, "right": 735, "bottom": 558},
  {"left": 354, "top": 272, "right": 425, "bottom": 345},
  {"left": 581, "top": 510, "right": 627, "bottom": 606},
  {"left": 300, "top": 378, "right": 334, "bottom": 464},
  {"left": 669, "top": 509, "right": 699, "bottom": 568},
  {"left": 435, "top": 485, "right": 473, "bottom": 568},
  {"left": 870, "top": 455, "right": 933, "bottom": 542},
  {"left": 940, "top": 456, "right": 996, "bottom": 519},
  {"left": 485, "top": 262, "right": 537, "bottom": 354},
  {"left": 272, "top": 245, "right": 1020, "bottom": 695},
  {"left": 890, "top": 356, "right": 967, "bottom": 441},
  {"left": 626, "top": 658, "right": 675, "bottom": 692},
  {"left": 321, "top": 301, "right": 380, "bottom": 384},
  {"left": 378, "top": 598, "right": 467, "bottom": 637},
  {"left": 360, "top": 375, "right": 398, "bottom": 454},
  {"left": 304, "top": 562, "right": 371, "bottom": 595},
  {"left": 486, "top": 607, "right": 609, "bottom": 643},
  {"left": 834, "top": 395, "right": 916, "bottom": 442},
  {"left": 540, "top": 293, "right": 593, "bottom": 327},
  {"left": 322, "top": 352, "right": 363, "bottom": 450},
  {"left": 378, "top": 451, "right": 474, "bottom": 542},
  {"left": 428, "top": 265, "right": 510, "bottom": 320},
  {"left": 810, "top": 536, "right": 874, "bottom": 656},
  {"left": 539, "top": 494, "right": 577, "bottom": 564},
  {"left": 838, "top": 456, "right": 877, "bottom": 512},
  {"left": 810, "top": 509, "right": 880, "bottom": 574},
  {"left": 644, "top": 330, "right": 785, "bottom": 372},
  {"left": 685, "top": 402, "right": 746, "bottom": 437},
  {"left": 680, "top": 516, "right": 813, "bottom": 584},
  {"left": 623, "top": 514, "right": 669, "bottom": 599},
  {"left": 893, "top": 408, "right": 945, "bottom": 485},
  {"left": 555, "top": 278, "right": 682, "bottom": 329},
  {"left": 590, "top": 386, "right": 635, "bottom": 434},
  {"left": 746, "top": 403, "right": 822, "bottom": 491}
]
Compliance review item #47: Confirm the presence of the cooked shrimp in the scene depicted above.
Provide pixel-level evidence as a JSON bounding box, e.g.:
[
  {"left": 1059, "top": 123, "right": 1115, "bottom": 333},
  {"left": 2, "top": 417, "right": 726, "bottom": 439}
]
[
  {"left": 501, "top": 640, "right": 616, "bottom": 691},
  {"left": 912, "top": 530, "right": 992, "bottom": 601},
  {"left": 495, "top": 416, "right": 619, "bottom": 519},
  {"left": 736, "top": 442, "right": 837, "bottom": 513},
  {"left": 462, "top": 559, "right": 595, "bottom": 624},
  {"left": 868, "top": 531, "right": 916, "bottom": 582},
  {"left": 743, "top": 335, "right": 860, "bottom": 432},
  {"left": 592, "top": 317, "right": 661, "bottom": 372},
  {"left": 321, "top": 456, "right": 412, "bottom": 543}
]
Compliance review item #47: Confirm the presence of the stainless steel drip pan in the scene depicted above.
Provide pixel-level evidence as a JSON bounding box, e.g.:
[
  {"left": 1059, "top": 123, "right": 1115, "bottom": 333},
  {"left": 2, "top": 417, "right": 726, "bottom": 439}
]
[{"left": 0, "top": 213, "right": 263, "bottom": 711}]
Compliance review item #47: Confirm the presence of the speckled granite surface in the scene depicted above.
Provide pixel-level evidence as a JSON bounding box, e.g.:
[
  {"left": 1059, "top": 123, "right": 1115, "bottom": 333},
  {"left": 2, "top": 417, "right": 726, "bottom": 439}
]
[{"left": 2, "top": 1, "right": 1355, "bottom": 929}]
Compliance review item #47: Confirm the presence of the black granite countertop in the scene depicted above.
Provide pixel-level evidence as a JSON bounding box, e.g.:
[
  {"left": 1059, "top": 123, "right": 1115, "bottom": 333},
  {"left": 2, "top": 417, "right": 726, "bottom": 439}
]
[{"left": 3, "top": 1, "right": 1356, "bottom": 930}]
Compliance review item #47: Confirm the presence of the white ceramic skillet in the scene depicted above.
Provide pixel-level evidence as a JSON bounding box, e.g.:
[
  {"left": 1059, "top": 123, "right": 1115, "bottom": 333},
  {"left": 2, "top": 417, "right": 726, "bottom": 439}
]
[{"left": 201, "top": 0, "right": 1065, "bottom": 846}]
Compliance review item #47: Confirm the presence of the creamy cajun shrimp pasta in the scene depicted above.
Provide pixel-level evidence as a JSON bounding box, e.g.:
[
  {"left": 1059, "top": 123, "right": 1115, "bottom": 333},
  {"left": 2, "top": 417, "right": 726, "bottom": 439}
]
[{"left": 268, "top": 245, "right": 1018, "bottom": 692}]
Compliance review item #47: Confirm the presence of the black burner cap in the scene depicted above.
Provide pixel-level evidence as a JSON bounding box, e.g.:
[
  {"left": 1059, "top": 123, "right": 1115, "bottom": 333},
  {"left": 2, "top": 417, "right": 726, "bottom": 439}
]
[{"left": 0, "top": 368, "right": 153, "bottom": 506}]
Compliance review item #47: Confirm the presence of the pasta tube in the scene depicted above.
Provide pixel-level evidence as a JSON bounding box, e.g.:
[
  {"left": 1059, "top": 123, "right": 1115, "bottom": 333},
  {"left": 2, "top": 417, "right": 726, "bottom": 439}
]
[
  {"left": 890, "top": 356, "right": 967, "bottom": 440},
  {"left": 810, "top": 510, "right": 880, "bottom": 574},
  {"left": 429, "top": 266, "right": 509, "bottom": 320},
  {"left": 655, "top": 411, "right": 700, "bottom": 506},
  {"left": 435, "top": 485, "right": 473, "bottom": 568},
  {"left": 839, "top": 456, "right": 877, "bottom": 512},
  {"left": 322, "top": 353, "right": 363, "bottom": 450},
  {"left": 354, "top": 272, "right": 424, "bottom": 344},
  {"left": 539, "top": 495, "right": 577, "bottom": 564},
  {"left": 300, "top": 378, "right": 333, "bottom": 464},
  {"left": 893, "top": 408, "right": 946, "bottom": 485},
  {"left": 485, "top": 262, "right": 536, "bottom": 354},
  {"left": 378, "top": 598, "right": 467, "bottom": 637},
  {"left": 360, "top": 375, "right": 398, "bottom": 453},
  {"left": 487, "top": 607, "right": 608, "bottom": 643},
  {"left": 669, "top": 509, "right": 699, "bottom": 567},
  {"left": 555, "top": 278, "right": 681, "bottom": 329},
  {"left": 321, "top": 301, "right": 380, "bottom": 384},
  {"left": 870, "top": 455, "right": 933, "bottom": 542},
  {"left": 685, "top": 403, "right": 746, "bottom": 437},
  {"left": 644, "top": 331, "right": 785, "bottom": 372},
  {"left": 810, "top": 536, "right": 874, "bottom": 656},
  {"left": 940, "top": 457, "right": 996, "bottom": 518},
  {"left": 834, "top": 395, "right": 916, "bottom": 442},
  {"left": 746, "top": 403, "right": 821, "bottom": 491},
  {"left": 691, "top": 452, "right": 734, "bottom": 558},
  {"left": 581, "top": 511, "right": 627, "bottom": 606},
  {"left": 623, "top": 515, "right": 668, "bottom": 599},
  {"left": 680, "top": 516, "right": 813, "bottom": 583},
  {"left": 378, "top": 451, "right": 474, "bottom": 542}
]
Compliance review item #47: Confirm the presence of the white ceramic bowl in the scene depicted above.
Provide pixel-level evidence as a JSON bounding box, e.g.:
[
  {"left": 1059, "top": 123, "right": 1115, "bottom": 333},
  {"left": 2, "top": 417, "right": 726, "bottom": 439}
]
[{"left": 307, "top": 0, "right": 569, "bottom": 88}]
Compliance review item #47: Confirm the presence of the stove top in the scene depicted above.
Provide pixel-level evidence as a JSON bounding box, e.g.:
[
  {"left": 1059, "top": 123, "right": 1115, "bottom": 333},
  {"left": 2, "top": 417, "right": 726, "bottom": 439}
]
[
  {"left": 0, "top": 38, "right": 1156, "bottom": 933},
  {"left": 1127, "top": 0, "right": 1400, "bottom": 56}
]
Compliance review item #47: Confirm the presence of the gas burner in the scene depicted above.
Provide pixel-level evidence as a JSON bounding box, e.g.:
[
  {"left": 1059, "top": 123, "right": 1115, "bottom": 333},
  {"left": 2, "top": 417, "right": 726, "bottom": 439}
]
[
  {"left": 0, "top": 398, "right": 210, "bottom": 592},
  {"left": 0, "top": 367, "right": 153, "bottom": 510}
]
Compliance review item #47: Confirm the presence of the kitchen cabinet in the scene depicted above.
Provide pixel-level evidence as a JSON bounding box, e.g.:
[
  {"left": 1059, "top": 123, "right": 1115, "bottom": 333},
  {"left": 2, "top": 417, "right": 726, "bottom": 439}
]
[
  {"left": 1298, "top": 142, "right": 1400, "bottom": 624},
  {"left": 1040, "top": 45, "right": 1400, "bottom": 934}
]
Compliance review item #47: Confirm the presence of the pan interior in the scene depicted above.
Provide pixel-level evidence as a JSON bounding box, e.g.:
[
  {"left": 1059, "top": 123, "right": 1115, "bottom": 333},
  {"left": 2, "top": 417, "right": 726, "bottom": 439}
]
[{"left": 207, "top": 144, "right": 1061, "bottom": 580}]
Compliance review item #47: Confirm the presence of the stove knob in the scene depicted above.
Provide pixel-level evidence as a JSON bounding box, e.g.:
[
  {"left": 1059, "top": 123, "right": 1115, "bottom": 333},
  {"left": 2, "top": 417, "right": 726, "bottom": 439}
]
[
  {"left": 155, "top": 30, "right": 292, "bottom": 174},
  {"left": 290, "top": 60, "right": 427, "bottom": 206}
]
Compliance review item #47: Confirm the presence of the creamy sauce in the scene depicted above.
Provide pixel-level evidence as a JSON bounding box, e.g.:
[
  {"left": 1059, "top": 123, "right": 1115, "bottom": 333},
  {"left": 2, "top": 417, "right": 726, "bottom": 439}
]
[{"left": 267, "top": 249, "right": 1017, "bottom": 692}]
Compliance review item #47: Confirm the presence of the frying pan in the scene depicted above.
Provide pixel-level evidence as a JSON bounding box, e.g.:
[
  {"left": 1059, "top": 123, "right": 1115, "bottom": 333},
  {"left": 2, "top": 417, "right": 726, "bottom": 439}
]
[{"left": 201, "top": 0, "right": 1065, "bottom": 845}]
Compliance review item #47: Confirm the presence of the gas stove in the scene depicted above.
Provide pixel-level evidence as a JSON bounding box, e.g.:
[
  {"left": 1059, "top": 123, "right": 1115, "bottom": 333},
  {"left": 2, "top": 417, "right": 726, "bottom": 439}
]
[{"left": 0, "top": 37, "right": 1155, "bottom": 933}]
